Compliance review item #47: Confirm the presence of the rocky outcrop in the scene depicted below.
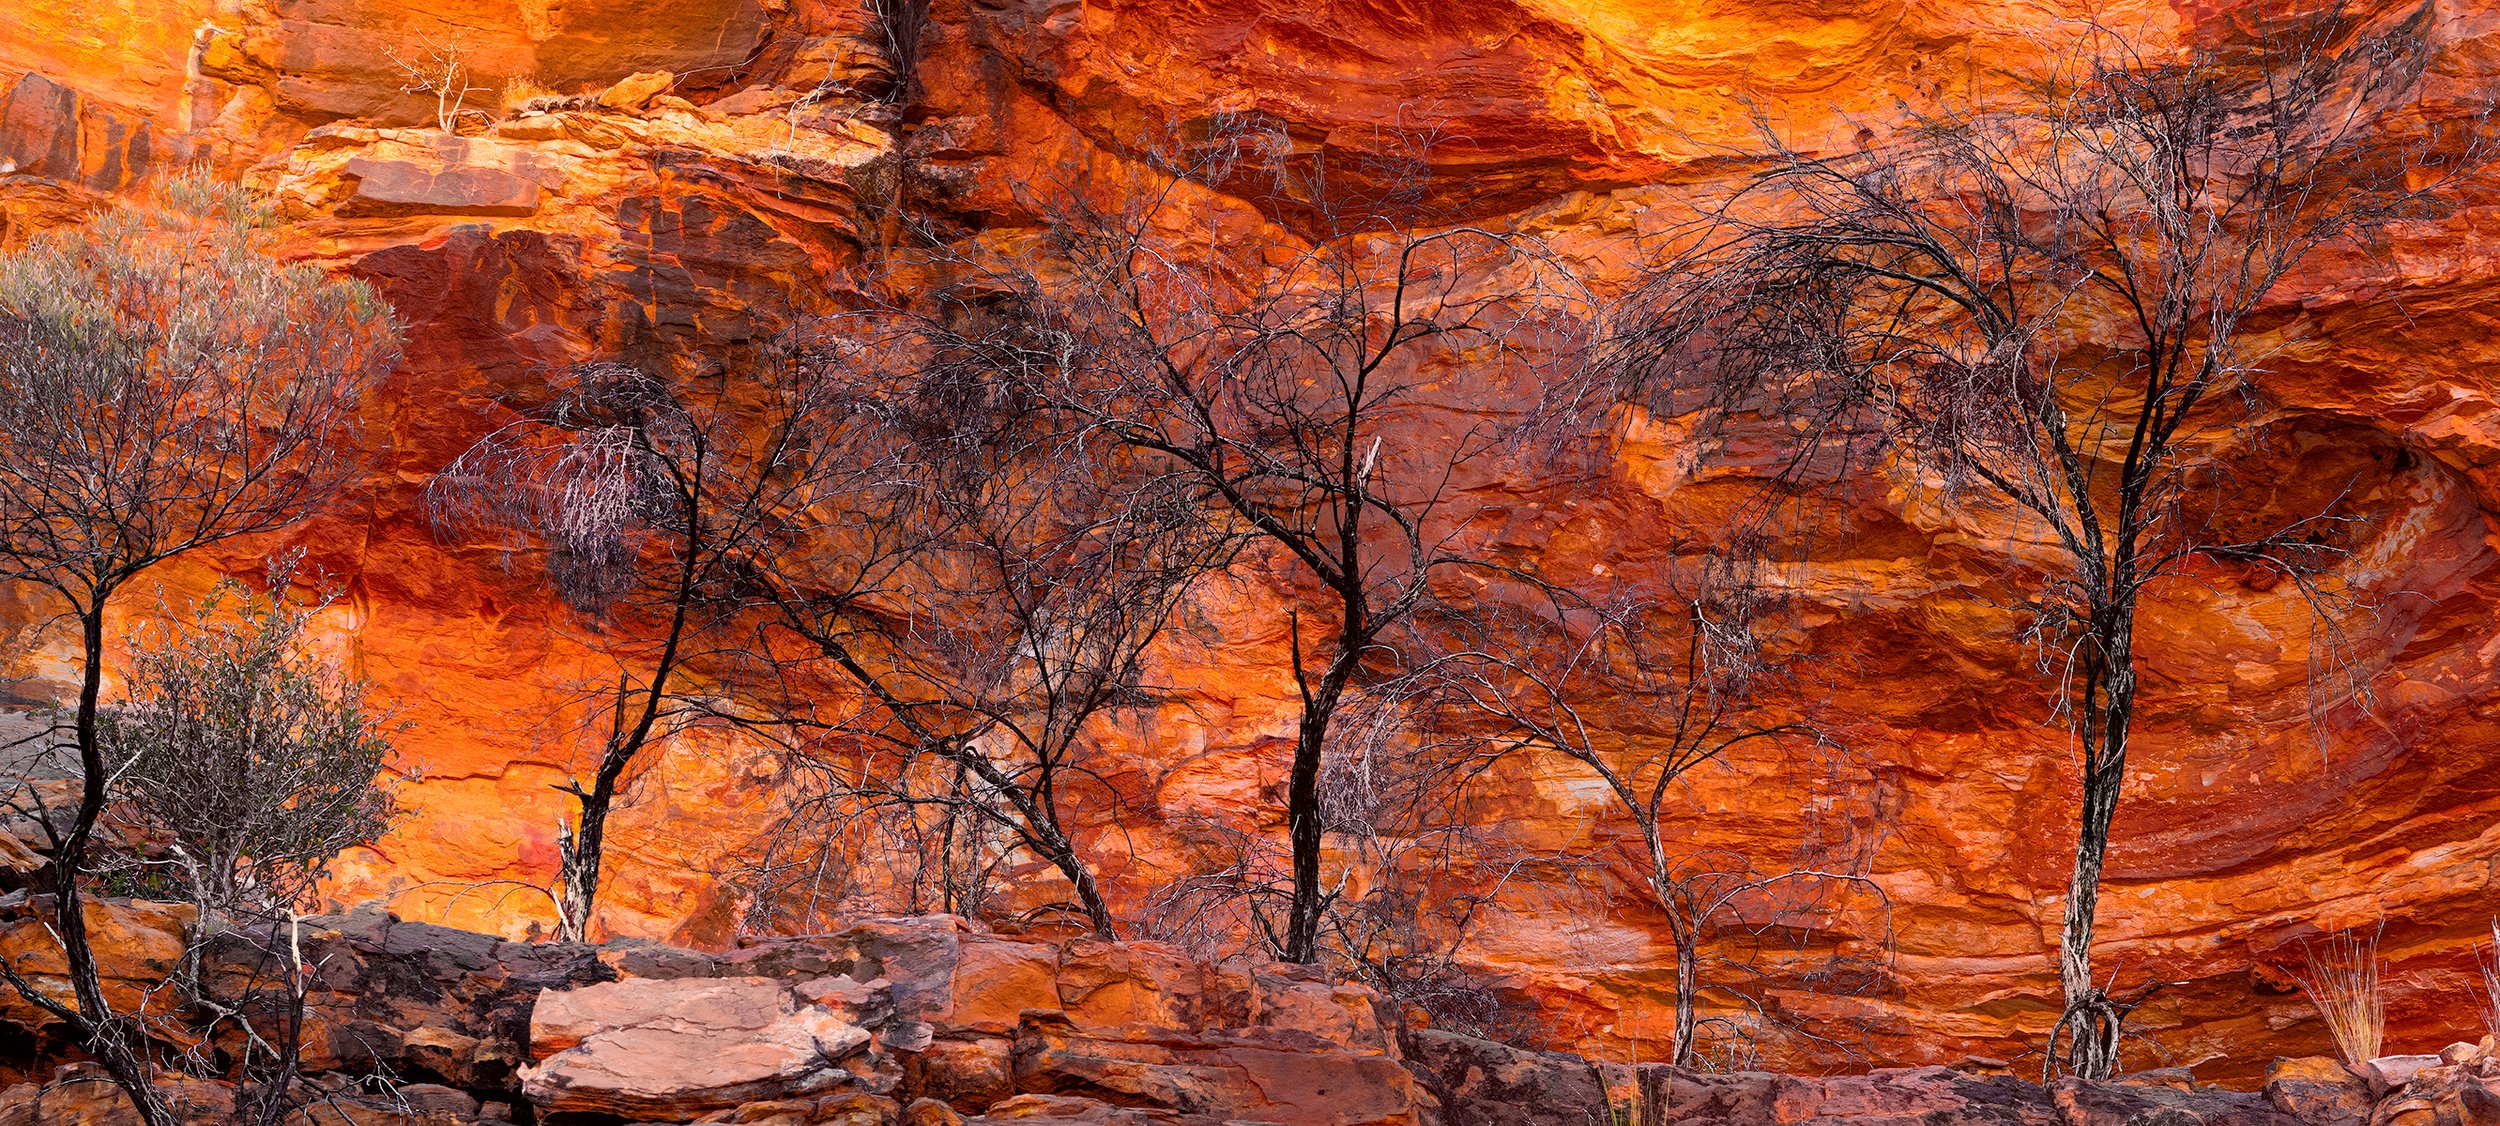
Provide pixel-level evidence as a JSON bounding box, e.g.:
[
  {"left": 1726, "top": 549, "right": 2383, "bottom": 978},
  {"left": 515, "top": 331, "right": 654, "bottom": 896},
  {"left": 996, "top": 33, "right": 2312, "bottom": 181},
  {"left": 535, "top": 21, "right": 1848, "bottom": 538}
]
[
  {"left": 0, "top": 911, "right": 1422, "bottom": 1125},
  {"left": 1411, "top": 1034, "right": 2500, "bottom": 1126},
  {"left": 1404, "top": 1030, "right": 1608, "bottom": 1126},
  {"left": 213, "top": 905, "right": 610, "bottom": 1091},
  {"left": 0, "top": 72, "right": 182, "bottom": 190},
  {"left": 7, "top": 908, "right": 2500, "bottom": 1126},
  {"left": 2262, "top": 1057, "right": 2374, "bottom": 1126},
  {"left": 2348, "top": 1042, "right": 2500, "bottom": 1126}
]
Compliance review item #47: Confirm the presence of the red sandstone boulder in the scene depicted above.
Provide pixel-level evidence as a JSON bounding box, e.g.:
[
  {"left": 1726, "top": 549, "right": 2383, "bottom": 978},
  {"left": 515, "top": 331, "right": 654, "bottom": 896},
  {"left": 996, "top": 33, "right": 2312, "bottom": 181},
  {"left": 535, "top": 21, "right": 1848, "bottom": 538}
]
[
  {"left": 270, "top": 907, "right": 611, "bottom": 1091},
  {"left": 0, "top": 899, "right": 192, "bottom": 1033},
  {"left": 2264, "top": 1057, "right": 2372, "bottom": 1126},
  {"left": 1629, "top": 1065, "right": 2054, "bottom": 1125},
  {"left": 2365, "top": 1056, "right": 2500, "bottom": 1126},
  {"left": 528, "top": 975, "right": 793, "bottom": 1056},
  {"left": 519, "top": 977, "right": 879, "bottom": 1120},
  {"left": 687, "top": 1092, "right": 897, "bottom": 1126},
  {"left": 0, "top": 1066, "right": 233, "bottom": 1126},
  {"left": 1006, "top": 1009, "right": 1416, "bottom": 1126},
  {"left": 963, "top": 1093, "right": 1221, "bottom": 1126},
  {"left": 1402, "top": 1029, "right": 1605, "bottom": 1126},
  {"left": 2362, "top": 1057, "right": 2449, "bottom": 1099},
  {"left": 2052, "top": 1077, "right": 2303, "bottom": 1126}
]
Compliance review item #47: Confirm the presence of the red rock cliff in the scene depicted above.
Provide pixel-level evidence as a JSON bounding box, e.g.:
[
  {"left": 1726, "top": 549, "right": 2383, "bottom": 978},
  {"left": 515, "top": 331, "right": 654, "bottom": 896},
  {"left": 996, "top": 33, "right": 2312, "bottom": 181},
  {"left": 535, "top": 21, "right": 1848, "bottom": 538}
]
[{"left": 3, "top": 0, "right": 2499, "bottom": 1084}]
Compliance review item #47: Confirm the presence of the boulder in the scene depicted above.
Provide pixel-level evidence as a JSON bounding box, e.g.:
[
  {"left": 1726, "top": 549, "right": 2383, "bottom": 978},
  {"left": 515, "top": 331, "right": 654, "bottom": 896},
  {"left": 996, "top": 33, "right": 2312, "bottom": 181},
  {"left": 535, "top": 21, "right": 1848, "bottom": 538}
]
[
  {"left": 600, "top": 938, "right": 723, "bottom": 981},
  {"left": 688, "top": 1092, "right": 898, "bottom": 1126},
  {"left": 2362, "top": 1057, "right": 2449, "bottom": 1099},
  {"left": 2369, "top": 1060, "right": 2500, "bottom": 1126},
  {"left": 0, "top": 900, "right": 193, "bottom": 1032},
  {"left": 1642, "top": 1066, "right": 2064, "bottom": 1126},
  {"left": 529, "top": 976, "right": 792, "bottom": 1056},
  {"left": 2264, "top": 1056, "right": 2371, "bottom": 1126},
  {"left": 797, "top": 974, "right": 896, "bottom": 1028},
  {"left": 2462, "top": 1081, "right": 2500, "bottom": 1126},
  {"left": 598, "top": 71, "right": 676, "bottom": 111},
  {"left": 1402, "top": 1029, "right": 1605, "bottom": 1126},
  {"left": 0, "top": 1066, "right": 234, "bottom": 1126},
  {"left": 257, "top": 907, "right": 611, "bottom": 1091},
  {"left": 1627, "top": 1064, "right": 2329, "bottom": 1126},
  {"left": 915, "top": 1037, "right": 1016, "bottom": 1111},
  {"left": 519, "top": 976, "right": 877, "bottom": 1120},
  {"left": 964, "top": 1093, "right": 1221, "bottom": 1126},
  {"left": 2051, "top": 1077, "right": 2302, "bottom": 1126},
  {"left": 903, "top": 1098, "right": 968, "bottom": 1126},
  {"left": 1007, "top": 1009, "right": 1416, "bottom": 1126}
]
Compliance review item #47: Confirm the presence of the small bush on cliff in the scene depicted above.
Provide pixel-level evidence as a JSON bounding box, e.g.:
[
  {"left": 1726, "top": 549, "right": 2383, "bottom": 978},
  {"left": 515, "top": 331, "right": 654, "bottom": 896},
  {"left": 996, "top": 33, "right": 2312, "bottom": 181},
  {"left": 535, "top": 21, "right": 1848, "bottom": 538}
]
[
  {"left": 100, "top": 559, "right": 400, "bottom": 922},
  {"left": 865, "top": 0, "right": 933, "bottom": 107},
  {"left": 93, "top": 560, "right": 401, "bottom": 1126}
]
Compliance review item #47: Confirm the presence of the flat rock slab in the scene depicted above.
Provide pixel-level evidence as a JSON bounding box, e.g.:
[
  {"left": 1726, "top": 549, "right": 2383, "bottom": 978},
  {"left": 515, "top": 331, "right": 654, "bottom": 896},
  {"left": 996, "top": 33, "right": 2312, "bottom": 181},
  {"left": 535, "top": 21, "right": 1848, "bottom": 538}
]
[
  {"left": 340, "top": 154, "right": 541, "bottom": 217},
  {"left": 521, "top": 976, "right": 870, "bottom": 1121}
]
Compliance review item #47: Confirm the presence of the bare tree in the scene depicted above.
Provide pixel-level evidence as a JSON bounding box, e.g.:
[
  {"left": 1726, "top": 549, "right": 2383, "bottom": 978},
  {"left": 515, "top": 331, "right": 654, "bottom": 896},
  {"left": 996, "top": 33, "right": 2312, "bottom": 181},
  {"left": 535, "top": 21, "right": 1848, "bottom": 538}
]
[
  {"left": 389, "top": 36, "right": 488, "bottom": 133},
  {"left": 427, "top": 351, "right": 824, "bottom": 943},
  {"left": 736, "top": 331, "right": 1234, "bottom": 939},
  {"left": 1399, "top": 554, "right": 1889, "bottom": 1067},
  {"left": 899, "top": 116, "right": 1596, "bottom": 962},
  {"left": 0, "top": 170, "right": 398, "bottom": 1126},
  {"left": 1617, "top": 7, "right": 2485, "bottom": 1077}
]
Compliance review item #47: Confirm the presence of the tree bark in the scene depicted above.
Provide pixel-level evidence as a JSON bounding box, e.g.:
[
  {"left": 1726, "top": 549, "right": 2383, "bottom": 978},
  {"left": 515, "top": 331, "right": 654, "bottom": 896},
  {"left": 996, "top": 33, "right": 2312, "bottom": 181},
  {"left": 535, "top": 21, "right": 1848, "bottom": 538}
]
[
  {"left": 43, "top": 605, "right": 176, "bottom": 1126},
  {"left": 555, "top": 745, "right": 628, "bottom": 944},
  {"left": 554, "top": 484, "right": 701, "bottom": 945},
  {"left": 2056, "top": 610, "right": 2136, "bottom": 1080},
  {"left": 1282, "top": 715, "right": 1328, "bottom": 963},
  {"left": 1281, "top": 641, "right": 1360, "bottom": 964},
  {"left": 1029, "top": 815, "right": 1118, "bottom": 939},
  {"left": 1633, "top": 820, "right": 1702, "bottom": 1068}
]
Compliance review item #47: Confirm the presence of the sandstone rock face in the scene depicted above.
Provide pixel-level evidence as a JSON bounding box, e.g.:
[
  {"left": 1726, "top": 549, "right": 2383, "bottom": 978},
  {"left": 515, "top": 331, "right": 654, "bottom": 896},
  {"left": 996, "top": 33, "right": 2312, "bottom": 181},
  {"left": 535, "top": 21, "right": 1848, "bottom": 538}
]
[
  {"left": 0, "top": 73, "right": 180, "bottom": 190},
  {"left": 0, "top": 898, "right": 192, "bottom": 1035},
  {"left": 1408, "top": 1036, "right": 2375, "bottom": 1126},
  {"left": 3, "top": 0, "right": 2500, "bottom": 1084},
  {"left": 0, "top": 1065, "right": 233, "bottom": 1126}
]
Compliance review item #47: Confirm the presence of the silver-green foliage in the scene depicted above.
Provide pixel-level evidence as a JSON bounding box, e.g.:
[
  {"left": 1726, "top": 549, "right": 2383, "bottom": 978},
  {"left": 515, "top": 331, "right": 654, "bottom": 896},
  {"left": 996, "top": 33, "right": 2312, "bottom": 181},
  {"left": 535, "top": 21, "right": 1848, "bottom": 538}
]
[
  {"left": 0, "top": 167, "right": 398, "bottom": 600},
  {"left": 101, "top": 566, "right": 400, "bottom": 919}
]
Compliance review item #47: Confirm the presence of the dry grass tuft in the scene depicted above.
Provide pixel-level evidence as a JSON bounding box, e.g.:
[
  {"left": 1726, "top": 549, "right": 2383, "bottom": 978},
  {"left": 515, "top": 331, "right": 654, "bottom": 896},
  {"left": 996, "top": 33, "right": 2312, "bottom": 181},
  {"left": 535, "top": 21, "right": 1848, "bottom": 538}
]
[
  {"left": 2292, "top": 926, "right": 2384, "bottom": 1067},
  {"left": 500, "top": 75, "right": 559, "bottom": 115}
]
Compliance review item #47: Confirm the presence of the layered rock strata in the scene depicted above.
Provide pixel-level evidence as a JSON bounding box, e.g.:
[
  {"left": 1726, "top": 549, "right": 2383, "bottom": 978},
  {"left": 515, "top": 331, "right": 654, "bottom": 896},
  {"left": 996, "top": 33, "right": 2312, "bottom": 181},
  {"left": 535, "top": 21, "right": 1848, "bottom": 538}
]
[{"left": 1, "top": 0, "right": 2498, "bottom": 1080}]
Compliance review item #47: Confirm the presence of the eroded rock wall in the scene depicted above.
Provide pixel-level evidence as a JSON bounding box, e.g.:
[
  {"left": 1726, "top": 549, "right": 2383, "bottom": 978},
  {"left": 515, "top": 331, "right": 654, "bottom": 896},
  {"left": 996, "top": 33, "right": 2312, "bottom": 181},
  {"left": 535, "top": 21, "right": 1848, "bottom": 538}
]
[{"left": 2, "top": 0, "right": 2499, "bottom": 1082}]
